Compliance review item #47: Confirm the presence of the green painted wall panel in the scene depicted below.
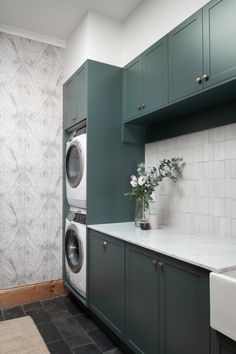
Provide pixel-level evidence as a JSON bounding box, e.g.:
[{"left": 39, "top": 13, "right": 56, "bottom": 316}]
[{"left": 86, "top": 60, "right": 144, "bottom": 225}]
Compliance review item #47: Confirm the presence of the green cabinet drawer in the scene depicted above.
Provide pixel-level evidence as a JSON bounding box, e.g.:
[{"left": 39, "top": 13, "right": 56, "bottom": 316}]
[{"left": 88, "top": 230, "right": 125, "bottom": 339}]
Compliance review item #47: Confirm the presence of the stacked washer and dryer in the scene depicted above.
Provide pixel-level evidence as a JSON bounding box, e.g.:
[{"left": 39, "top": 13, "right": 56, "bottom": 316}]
[{"left": 64, "top": 125, "right": 87, "bottom": 300}]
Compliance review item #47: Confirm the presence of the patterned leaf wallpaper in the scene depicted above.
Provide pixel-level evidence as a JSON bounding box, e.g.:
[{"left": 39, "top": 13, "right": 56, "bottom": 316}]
[{"left": 0, "top": 32, "right": 64, "bottom": 288}]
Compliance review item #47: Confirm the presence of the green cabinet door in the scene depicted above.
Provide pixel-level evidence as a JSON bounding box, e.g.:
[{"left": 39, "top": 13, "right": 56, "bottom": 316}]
[
  {"left": 159, "top": 257, "right": 210, "bottom": 354},
  {"left": 142, "top": 36, "right": 168, "bottom": 113},
  {"left": 203, "top": 0, "right": 236, "bottom": 88},
  {"left": 168, "top": 10, "right": 203, "bottom": 102},
  {"left": 122, "top": 56, "right": 142, "bottom": 122},
  {"left": 63, "top": 77, "right": 77, "bottom": 130},
  {"left": 88, "top": 230, "right": 125, "bottom": 339},
  {"left": 126, "top": 244, "right": 158, "bottom": 354},
  {"left": 74, "top": 64, "right": 87, "bottom": 123},
  {"left": 211, "top": 329, "right": 236, "bottom": 354},
  {"left": 63, "top": 64, "right": 87, "bottom": 130}
]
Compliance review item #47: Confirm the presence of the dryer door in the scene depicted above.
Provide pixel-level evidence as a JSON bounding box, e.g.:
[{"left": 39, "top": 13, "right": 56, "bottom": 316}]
[
  {"left": 65, "top": 225, "right": 84, "bottom": 273},
  {"left": 66, "top": 141, "right": 84, "bottom": 188}
]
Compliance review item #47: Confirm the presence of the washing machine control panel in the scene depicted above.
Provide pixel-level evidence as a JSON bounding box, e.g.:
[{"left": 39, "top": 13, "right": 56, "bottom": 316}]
[{"left": 67, "top": 211, "right": 86, "bottom": 225}]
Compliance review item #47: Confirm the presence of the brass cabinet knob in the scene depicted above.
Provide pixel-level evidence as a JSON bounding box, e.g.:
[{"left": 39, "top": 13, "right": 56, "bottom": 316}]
[
  {"left": 196, "top": 77, "right": 202, "bottom": 84},
  {"left": 202, "top": 74, "right": 209, "bottom": 81},
  {"left": 103, "top": 241, "right": 108, "bottom": 248}
]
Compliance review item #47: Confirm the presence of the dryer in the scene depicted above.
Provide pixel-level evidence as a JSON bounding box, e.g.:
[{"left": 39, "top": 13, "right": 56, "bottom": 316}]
[
  {"left": 64, "top": 210, "right": 87, "bottom": 299},
  {"left": 66, "top": 127, "right": 86, "bottom": 209}
]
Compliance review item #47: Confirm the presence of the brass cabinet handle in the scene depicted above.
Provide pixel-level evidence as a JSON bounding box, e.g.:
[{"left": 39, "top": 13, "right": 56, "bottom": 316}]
[
  {"left": 103, "top": 241, "right": 108, "bottom": 248},
  {"left": 196, "top": 77, "right": 202, "bottom": 84},
  {"left": 157, "top": 261, "right": 164, "bottom": 269},
  {"left": 202, "top": 74, "right": 209, "bottom": 82}
]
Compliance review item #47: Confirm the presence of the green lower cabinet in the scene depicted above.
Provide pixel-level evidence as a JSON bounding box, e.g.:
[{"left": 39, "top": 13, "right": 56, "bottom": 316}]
[
  {"left": 89, "top": 237, "right": 211, "bottom": 354},
  {"left": 126, "top": 245, "right": 158, "bottom": 354},
  {"left": 211, "top": 330, "right": 236, "bottom": 354},
  {"left": 158, "top": 256, "right": 210, "bottom": 354},
  {"left": 88, "top": 230, "right": 125, "bottom": 339},
  {"left": 126, "top": 244, "right": 210, "bottom": 354}
]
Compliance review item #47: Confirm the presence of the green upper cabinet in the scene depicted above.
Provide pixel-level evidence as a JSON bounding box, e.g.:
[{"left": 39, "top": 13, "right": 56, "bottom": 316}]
[
  {"left": 63, "top": 64, "right": 87, "bottom": 130},
  {"left": 203, "top": 0, "right": 236, "bottom": 88},
  {"left": 74, "top": 64, "right": 87, "bottom": 124},
  {"left": 88, "top": 230, "right": 125, "bottom": 339},
  {"left": 63, "top": 77, "right": 76, "bottom": 130},
  {"left": 126, "top": 245, "right": 158, "bottom": 354},
  {"left": 123, "top": 36, "right": 168, "bottom": 122},
  {"left": 168, "top": 10, "right": 203, "bottom": 102},
  {"left": 142, "top": 37, "right": 169, "bottom": 114},
  {"left": 122, "top": 56, "right": 142, "bottom": 122}
]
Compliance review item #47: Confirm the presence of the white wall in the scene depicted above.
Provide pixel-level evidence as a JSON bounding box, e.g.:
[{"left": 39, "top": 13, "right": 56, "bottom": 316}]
[
  {"left": 123, "top": 0, "right": 210, "bottom": 65},
  {"left": 87, "top": 12, "right": 123, "bottom": 68},
  {"left": 64, "top": 13, "right": 90, "bottom": 81},
  {"left": 64, "top": 11, "right": 123, "bottom": 81},
  {"left": 64, "top": 0, "right": 211, "bottom": 79}
]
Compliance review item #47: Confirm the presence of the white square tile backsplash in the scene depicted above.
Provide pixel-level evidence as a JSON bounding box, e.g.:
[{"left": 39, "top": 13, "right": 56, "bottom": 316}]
[{"left": 145, "top": 124, "right": 236, "bottom": 238}]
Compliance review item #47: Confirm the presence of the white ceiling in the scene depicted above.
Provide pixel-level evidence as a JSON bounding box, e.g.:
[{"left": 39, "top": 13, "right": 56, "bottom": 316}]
[{"left": 0, "top": 0, "right": 143, "bottom": 46}]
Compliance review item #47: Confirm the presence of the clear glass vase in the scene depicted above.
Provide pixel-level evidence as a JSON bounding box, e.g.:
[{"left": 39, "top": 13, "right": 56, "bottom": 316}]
[{"left": 134, "top": 197, "right": 149, "bottom": 227}]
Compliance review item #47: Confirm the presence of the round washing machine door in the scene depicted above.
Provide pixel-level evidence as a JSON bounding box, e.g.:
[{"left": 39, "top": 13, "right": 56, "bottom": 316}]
[
  {"left": 66, "top": 141, "right": 84, "bottom": 189},
  {"left": 65, "top": 225, "right": 84, "bottom": 273}
]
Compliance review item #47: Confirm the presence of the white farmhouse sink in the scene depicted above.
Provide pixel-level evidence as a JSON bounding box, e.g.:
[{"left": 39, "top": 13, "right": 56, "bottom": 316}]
[{"left": 210, "top": 270, "right": 236, "bottom": 341}]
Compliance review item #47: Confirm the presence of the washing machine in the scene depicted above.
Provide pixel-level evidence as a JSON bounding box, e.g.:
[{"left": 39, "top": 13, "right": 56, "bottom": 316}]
[
  {"left": 64, "top": 209, "right": 86, "bottom": 299},
  {"left": 66, "top": 127, "right": 86, "bottom": 209}
]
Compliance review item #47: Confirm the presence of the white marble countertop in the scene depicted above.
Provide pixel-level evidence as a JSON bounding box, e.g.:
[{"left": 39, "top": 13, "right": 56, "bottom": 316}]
[{"left": 88, "top": 222, "right": 236, "bottom": 273}]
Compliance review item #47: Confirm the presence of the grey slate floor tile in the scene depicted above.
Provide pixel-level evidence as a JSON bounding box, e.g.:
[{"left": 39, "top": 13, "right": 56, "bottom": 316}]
[
  {"left": 55, "top": 317, "right": 92, "bottom": 349},
  {"left": 73, "top": 343, "right": 102, "bottom": 354},
  {"left": 75, "top": 312, "right": 98, "bottom": 332},
  {"left": 25, "top": 308, "right": 51, "bottom": 325},
  {"left": 37, "top": 321, "right": 62, "bottom": 344},
  {"left": 47, "top": 339, "right": 72, "bottom": 354},
  {"left": 0, "top": 295, "right": 125, "bottom": 354},
  {"left": 89, "top": 329, "right": 116, "bottom": 352},
  {"left": 22, "top": 301, "right": 43, "bottom": 312},
  {"left": 2, "top": 305, "right": 25, "bottom": 320}
]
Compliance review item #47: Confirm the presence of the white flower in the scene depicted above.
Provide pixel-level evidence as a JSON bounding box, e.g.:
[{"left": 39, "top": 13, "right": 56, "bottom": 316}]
[
  {"left": 130, "top": 175, "right": 137, "bottom": 187},
  {"left": 138, "top": 176, "right": 147, "bottom": 186},
  {"left": 130, "top": 180, "right": 137, "bottom": 187}
]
